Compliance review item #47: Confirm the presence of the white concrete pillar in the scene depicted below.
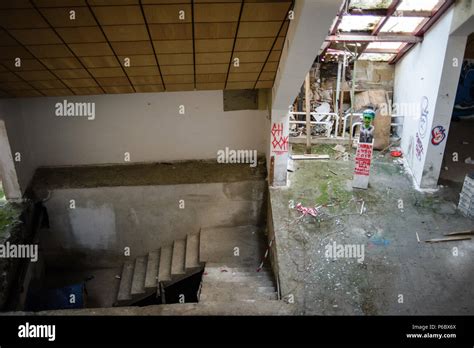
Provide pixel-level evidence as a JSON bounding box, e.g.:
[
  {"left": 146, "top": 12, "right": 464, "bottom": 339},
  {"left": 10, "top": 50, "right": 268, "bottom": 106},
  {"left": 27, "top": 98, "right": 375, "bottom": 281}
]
[
  {"left": 0, "top": 120, "right": 22, "bottom": 200},
  {"left": 268, "top": 0, "right": 341, "bottom": 186}
]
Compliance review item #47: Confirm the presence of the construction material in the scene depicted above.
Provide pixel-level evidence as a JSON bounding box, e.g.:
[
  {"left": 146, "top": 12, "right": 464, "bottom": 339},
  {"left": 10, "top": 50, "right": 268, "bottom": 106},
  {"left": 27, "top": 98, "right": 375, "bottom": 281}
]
[
  {"left": 305, "top": 73, "right": 311, "bottom": 154},
  {"left": 373, "top": 110, "right": 391, "bottom": 150},
  {"left": 424, "top": 236, "right": 472, "bottom": 243},
  {"left": 444, "top": 230, "right": 474, "bottom": 236},
  {"left": 458, "top": 174, "right": 474, "bottom": 219},
  {"left": 291, "top": 154, "right": 330, "bottom": 160}
]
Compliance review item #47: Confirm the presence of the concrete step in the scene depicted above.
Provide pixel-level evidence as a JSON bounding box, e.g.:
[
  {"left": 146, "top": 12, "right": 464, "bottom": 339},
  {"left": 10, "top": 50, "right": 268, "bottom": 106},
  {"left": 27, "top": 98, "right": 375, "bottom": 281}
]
[
  {"left": 131, "top": 256, "right": 147, "bottom": 295},
  {"left": 144, "top": 250, "right": 160, "bottom": 290},
  {"left": 185, "top": 232, "right": 200, "bottom": 269},
  {"left": 204, "top": 264, "right": 272, "bottom": 277},
  {"left": 158, "top": 245, "right": 172, "bottom": 282},
  {"left": 199, "top": 289, "right": 278, "bottom": 302},
  {"left": 202, "top": 276, "right": 275, "bottom": 288},
  {"left": 171, "top": 239, "right": 186, "bottom": 276},
  {"left": 200, "top": 225, "right": 265, "bottom": 267},
  {"left": 117, "top": 260, "right": 134, "bottom": 302},
  {"left": 201, "top": 282, "right": 276, "bottom": 295}
]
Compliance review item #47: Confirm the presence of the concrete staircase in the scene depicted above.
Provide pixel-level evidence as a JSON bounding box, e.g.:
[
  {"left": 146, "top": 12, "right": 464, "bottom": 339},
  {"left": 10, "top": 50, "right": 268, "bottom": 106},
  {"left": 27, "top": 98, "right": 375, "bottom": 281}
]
[
  {"left": 198, "top": 225, "right": 279, "bottom": 304},
  {"left": 115, "top": 225, "right": 279, "bottom": 307},
  {"left": 115, "top": 231, "right": 203, "bottom": 306}
]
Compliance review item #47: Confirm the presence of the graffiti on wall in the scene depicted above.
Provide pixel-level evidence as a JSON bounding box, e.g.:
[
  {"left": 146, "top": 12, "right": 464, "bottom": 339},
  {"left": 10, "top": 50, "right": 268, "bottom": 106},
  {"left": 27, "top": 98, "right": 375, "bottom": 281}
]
[
  {"left": 418, "top": 96, "right": 429, "bottom": 139},
  {"left": 431, "top": 125, "right": 446, "bottom": 146},
  {"left": 415, "top": 133, "right": 424, "bottom": 161},
  {"left": 271, "top": 122, "right": 288, "bottom": 155}
]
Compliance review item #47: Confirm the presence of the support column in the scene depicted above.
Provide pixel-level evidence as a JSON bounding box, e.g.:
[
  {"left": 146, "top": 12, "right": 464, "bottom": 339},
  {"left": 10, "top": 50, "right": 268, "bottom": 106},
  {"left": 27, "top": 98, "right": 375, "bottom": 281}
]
[{"left": 268, "top": 0, "right": 340, "bottom": 186}]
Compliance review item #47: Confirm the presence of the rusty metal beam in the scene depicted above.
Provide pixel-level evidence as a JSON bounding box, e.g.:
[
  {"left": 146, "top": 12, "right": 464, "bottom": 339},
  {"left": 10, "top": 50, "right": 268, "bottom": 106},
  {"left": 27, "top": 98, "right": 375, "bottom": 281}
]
[
  {"left": 371, "top": 0, "right": 402, "bottom": 35},
  {"left": 326, "top": 34, "right": 422, "bottom": 43}
]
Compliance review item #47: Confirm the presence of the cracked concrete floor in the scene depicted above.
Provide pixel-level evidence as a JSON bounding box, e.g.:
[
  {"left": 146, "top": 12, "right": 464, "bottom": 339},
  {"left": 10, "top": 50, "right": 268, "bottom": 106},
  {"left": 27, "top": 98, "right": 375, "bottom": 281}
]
[{"left": 270, "top": 151, "right": 474, "bottom": 315}]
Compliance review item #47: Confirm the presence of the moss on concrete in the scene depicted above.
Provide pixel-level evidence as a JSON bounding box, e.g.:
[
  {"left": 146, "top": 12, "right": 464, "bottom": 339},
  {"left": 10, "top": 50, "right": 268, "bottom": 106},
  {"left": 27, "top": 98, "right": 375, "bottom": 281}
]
[{"left": 0, "top": 203, "right": 22, "bottom": 241}]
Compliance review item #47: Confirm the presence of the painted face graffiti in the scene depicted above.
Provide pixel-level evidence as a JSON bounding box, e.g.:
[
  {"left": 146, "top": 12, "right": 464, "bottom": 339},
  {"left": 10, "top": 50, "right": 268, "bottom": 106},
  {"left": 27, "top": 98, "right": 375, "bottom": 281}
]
[
  {"left": 418, "top": 96, "right": 429, "bottom": 138},
  {"left": 415, "top": 133, "right": 424, "bottom": 161},
  {"left": 431, "top": 126, "right": 446, "bottom": 146}
]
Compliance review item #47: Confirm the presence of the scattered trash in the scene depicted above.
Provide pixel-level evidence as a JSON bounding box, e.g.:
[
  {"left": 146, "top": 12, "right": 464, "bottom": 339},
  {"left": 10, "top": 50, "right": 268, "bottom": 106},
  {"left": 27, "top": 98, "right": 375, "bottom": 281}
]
[
  {"left": 462, "top": 141, "right": 469, "bottom": 145},
  {"left": 416, "top": 232, "right": 420, "bottom": 243},
  {"left": 465, "top": 157, "right": 474, "bottom": 164},
  {"left": 291, "top": 154, "right": 330, "bottom": 160},
  {"left": 368, "top": 237, "right": 390, "bottom": 247},
  {"left": 329, "top": 169, "right": 338, "bottom": 176},
  {"left": 390, "top": 150, "right": 402, "bottom": 157},
  {"left": 295, "top": 203, "right": 321, "bottom": 219},
  {"left": 444, "top": 167, "right": 449, "bottom": 171},
  {"left": 220, "top": 269, "right": 228, "bottom": 272},
  {"left": 115, "top": 275, "right": 121, "bottom": 279},
  {"left": 333, "top": 144, "right": 346, "bottom": 153},
  {"left": 360, "top": 201, "right": 365, "bottom": 215}
]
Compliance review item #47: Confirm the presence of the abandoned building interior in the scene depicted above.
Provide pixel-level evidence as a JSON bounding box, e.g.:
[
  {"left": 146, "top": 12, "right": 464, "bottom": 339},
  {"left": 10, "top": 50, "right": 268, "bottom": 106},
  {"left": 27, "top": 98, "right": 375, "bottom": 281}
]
[{"left": 0, "top": 0, "right": 473, "bottom": 318}]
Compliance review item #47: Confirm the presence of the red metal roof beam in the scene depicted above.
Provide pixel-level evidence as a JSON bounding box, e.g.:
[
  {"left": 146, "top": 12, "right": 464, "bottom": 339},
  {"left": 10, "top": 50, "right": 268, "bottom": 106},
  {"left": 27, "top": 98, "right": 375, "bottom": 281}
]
[{"left": 371, "top": 0, "right": 403, "bottom": 35}]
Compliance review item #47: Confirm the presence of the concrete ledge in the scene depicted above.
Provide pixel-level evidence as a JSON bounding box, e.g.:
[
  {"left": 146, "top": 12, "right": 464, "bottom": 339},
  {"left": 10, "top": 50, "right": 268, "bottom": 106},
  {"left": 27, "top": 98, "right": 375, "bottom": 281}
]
[{"left": 30, "top": 158, "right": 267, "bottom": 191}]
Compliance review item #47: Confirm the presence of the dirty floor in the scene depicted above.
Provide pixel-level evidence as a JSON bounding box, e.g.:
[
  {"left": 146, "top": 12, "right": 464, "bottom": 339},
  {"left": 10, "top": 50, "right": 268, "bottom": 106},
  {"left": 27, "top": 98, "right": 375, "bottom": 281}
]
[{"left": 271, "top": 146, "right": 474, "bottom": 315}]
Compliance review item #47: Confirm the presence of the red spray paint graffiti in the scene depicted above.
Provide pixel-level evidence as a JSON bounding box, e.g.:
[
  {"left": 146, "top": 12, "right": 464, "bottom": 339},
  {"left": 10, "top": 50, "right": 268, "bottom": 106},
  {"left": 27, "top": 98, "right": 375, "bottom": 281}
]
[{"left": 271, "top": 122, "right": 288, "bottom": 155}]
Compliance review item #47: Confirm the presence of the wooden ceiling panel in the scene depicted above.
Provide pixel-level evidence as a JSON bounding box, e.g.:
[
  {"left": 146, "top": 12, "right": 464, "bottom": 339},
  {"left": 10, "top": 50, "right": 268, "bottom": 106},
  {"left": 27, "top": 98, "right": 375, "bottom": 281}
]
[
  {"left": 9, "top": 29, "right": 62, "bottom": 45},
  {"left": 161, "top": 65, "right": 194, "bottom": 75},
  {"left": 238, "top": 21, "right": 281, "bottom": 38},
  {"left": 103, "top": 85, "right": 135, "bottom": 94},
  {"left": 0, "top": 9, "right": 49, "bottom": 29},
  {"left": 134, "top": 85, "right": 164, "bottom": 93},
  {"left": 194, "top": 22, "right": 237, "bottom": 39},
  {"left": 226, "top": 81, "right": 254, "bottom": 89},
  {"left": 29, "top": 79, "right": 66, "bottom": 89},
  {"left": 41, "top": 88, "right": 71, "bottom": 96},
  {"left": 63, "top": 78, "right": 98, "bottom": 88},
  {"left": 102, "top": 25, "right": 149, "bottom": 42},
  {"left": 227, "top": 72, "right": 258, "bottom": 82},
  {"left": 166, "top": 83, "right": 194, "bottom": 91},
  {"left": 32, "top": 1, "right": 87, "bottom": 8},
  {"left": 97, "top": 76, "right": 130, "bottom": 86},
  {"left": 195, "top": 39, "right": 233, "bottom": 53},
  {"left": 126, "top": 66, "right": 160, "bottom": 76},
  {"left": 241, "top": 2, "right": 291, "bottom": 21},
  {"left": 92, "top": 6, "right": 144, "bottom": 25},
  {"left": 196, "top": 82, "right": 225, "bottom": 90},
  {"left": 149, "top": 24, "right": 193, "bottom": 41},
  {"left": 162, "top": 75, "right": 194, "bottom": 84},
  {"left": 194, "top": 3, "right": 241, "bottom": 22},
  {"left": 129, "top": 75, "right": 162, "bottom": 85},
  {"left": 255, "top": 80, "right": 273, "bottom": 89},
  {"left": 0, "top": 1, "right": 288, "bottom": 96},
  {"left": 29, "top": 44, "right": 71, "bottom": 59},
  {"left": 157, "top": 53, "right": 193, "bottom": 65},
  {"left": 38, "top": 7, "right": 96, "bottom": 27},
  {"left": 80, "top": 56, "right": 120, "bottom": 68},
  {"left": 56, "top": 27, "right": 105, "bottom": 43},
  {"left": 41, "top": 57, "right": 83, "bottom": 69},
  {"left": 111, "top": 41, "right": 154, "bottom": 55},
  {"left": 17, "top": 70, "right": 57, "bottom": 81},
  {"left": 195, "top": 74, "right": 226, "bottom": 83},
  {"left": 195, "top": 52, "right": 230, "bottom": 64},
  {"left": 0, "top": 46, "right": 34, "bottom": 59},
  {"left": 70, "top": 86, "right": 104, "bottom": 95},
  {"left": 268, "top": 50, "right": 282, "bottom": 62},
  {"left": 0, "top": 72, "right": 23, "bottom": 82},
  {"left": 53, "top": 68, "right": 91, "bottom": 79},
  {"left": 234, "top": 38, "right": 274, "bottom": 51},
  {"left": 1, "top": 58, "right": 45, "bottom": 71},
  {"left": 10, "top": 89, "right": 43, "bottom": 97},
  {"left": 195, "top": 64, "right": 227, "bottom": 74},
  {"left": 88, "top": 67, "right": 125, "bottom": 78},
  {"left": 68, "top": 43, "right": 113, "bottom": 56},
  {"left": 259, "top": 71, "right": 276, "bottom": 80},
  {"left": 143, "top": 5, "right": 192, "bottom": 24},
  {"left": 117, "top": 55, "right": 155, "bottom": 66},
  {"left": 153, "top": 40, "right": 193, "bottom": 54},
  {"left": 0, "top": 81, "right": 32, "bottom": 90},
  {"left": 230, "top": 62, "right": 263, "bottom": 73}
]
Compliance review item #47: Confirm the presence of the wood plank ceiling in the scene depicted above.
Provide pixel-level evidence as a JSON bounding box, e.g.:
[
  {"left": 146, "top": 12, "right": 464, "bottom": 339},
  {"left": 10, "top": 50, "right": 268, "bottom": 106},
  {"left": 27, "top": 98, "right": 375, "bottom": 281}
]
[{"left": 0, "top": 0, "right": 293, "bottom": 98}]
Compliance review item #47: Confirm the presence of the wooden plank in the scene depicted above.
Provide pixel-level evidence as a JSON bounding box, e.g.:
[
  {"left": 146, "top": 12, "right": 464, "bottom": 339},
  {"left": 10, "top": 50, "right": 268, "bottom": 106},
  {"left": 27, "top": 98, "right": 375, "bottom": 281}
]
[
  {"left": 291, "top": 155, "right": 330, "bottom": 160},
  {"left": 305, "top": 72, "right": 311, "bottom": 154},
  {"left": 444, "top": 230, "right": 474, "bottom": 236},
  {"left": 424, "top": 236, "right": 472, "bottom": 243}
]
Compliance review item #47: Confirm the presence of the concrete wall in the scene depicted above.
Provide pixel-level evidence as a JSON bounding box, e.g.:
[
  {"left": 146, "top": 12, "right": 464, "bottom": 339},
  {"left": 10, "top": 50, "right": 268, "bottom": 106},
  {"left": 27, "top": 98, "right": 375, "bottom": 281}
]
[
  {"left": 0, "top": 90, "right": 269, "bottom": 192},
  {"left": 394, "top": 8, "right": 466, "bottom": 188},
  {"left": 41, "top": 180, "right": 266, "bottom": 269}
]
